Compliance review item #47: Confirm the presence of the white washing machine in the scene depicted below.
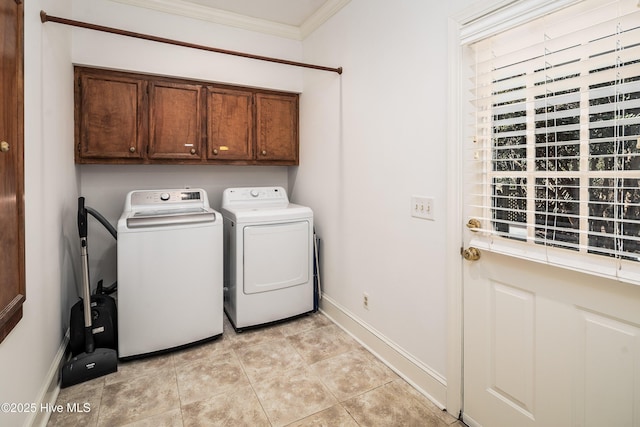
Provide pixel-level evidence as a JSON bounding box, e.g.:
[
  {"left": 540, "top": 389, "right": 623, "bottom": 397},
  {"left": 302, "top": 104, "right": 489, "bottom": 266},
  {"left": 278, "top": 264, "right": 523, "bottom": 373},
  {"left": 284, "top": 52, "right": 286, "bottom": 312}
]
[
  {"left": 222, "top": 186, "right": 314, "bottom": 330},
  {"left": 117, "top": 188, "right": 223, "bottom": 359}
]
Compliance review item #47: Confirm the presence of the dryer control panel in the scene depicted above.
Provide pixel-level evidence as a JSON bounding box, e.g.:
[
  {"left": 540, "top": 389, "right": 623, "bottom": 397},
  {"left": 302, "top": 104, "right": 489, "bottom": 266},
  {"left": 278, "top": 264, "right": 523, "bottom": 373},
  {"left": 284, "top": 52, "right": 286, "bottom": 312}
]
[{"left": 222, "top": 187, "right": 289, "bottom": 208}]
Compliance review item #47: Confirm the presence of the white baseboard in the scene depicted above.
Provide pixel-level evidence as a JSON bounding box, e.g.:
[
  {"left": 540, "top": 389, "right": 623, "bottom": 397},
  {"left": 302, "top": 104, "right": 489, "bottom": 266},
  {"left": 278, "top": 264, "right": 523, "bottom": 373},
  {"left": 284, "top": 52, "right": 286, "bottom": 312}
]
[
  {"left": 463, "top": 413, "right": 482, "bottom": 427},
  {"left": 319, "top": 295, "right": 448, "bottom": 410},
  {"left": 27, "top": 330, "right": 69, "bottom": 427}
]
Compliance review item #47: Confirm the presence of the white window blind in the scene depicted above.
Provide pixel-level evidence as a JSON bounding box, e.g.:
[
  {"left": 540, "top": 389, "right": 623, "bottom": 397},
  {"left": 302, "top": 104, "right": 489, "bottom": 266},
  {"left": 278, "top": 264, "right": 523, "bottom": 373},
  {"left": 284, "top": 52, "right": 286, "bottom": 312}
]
[{"left": 465, "top": 0, "right": 640, "bottom": 284}]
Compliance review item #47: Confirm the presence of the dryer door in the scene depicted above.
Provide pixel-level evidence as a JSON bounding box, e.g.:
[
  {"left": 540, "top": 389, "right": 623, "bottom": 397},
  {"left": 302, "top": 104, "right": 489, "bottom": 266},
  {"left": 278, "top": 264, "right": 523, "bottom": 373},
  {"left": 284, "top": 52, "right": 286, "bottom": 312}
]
[{"left": 243, "top": 220, "right": 310, "bottom": 294}]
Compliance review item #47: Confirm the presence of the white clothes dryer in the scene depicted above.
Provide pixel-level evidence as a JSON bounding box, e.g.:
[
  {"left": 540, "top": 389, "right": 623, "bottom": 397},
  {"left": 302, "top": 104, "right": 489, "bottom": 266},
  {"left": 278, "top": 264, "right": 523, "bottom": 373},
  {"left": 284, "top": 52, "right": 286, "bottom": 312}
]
[
  {"left": 221, "top": 187, "right": 314, "bottom": 330},
  {"left": 117, "top": 188, "right": 223, "bottom": 359}
]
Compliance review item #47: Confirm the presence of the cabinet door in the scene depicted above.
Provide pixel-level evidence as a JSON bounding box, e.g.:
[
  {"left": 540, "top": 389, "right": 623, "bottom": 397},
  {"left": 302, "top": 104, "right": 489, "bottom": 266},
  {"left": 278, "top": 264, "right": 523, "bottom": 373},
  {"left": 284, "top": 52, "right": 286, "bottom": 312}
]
[
  {"left": 76, "top": 69, "right": 146, "bottom": 161},
  {"left": 206, "top": 87, "right": 253, "bottom": 161},
  {"left": 256, "top": 93, "right": 299, "bottom": 164},
  {"left": 0, "top": 0, "right": 25, "bottom": 343},
  {"left": 149, "top": 81, "right": 203, "bottom": 160}
]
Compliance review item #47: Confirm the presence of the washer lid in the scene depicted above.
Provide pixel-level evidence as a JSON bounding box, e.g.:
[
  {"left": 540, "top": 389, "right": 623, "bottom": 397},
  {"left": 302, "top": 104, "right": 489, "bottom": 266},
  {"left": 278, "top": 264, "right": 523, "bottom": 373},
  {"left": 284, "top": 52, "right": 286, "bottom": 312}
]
[
  {"left": 222, "top": 203, "right": 312, "bottom": 223},
  {"left": 126, "top": 207, "right": 216, "bottom": 228}
]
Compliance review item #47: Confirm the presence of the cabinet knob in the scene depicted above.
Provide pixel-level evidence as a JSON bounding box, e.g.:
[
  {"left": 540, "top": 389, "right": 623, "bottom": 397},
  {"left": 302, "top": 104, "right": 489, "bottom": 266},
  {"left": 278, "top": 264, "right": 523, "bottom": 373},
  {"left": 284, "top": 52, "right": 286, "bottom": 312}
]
[
  {"left": 213, "top": 149, "right": 218, "bottom": 155},
  {"left": 261, "top": 150, "right": 267, "bottom": 156},
  {"left": 129, "top": 146, "right": 136, "bottom": 153},
  {"left": 1, "top": 141, "right": 9, "bottom": 153},
  {"left": 190, "top": 148, "right": 196, "bottom": 155}
]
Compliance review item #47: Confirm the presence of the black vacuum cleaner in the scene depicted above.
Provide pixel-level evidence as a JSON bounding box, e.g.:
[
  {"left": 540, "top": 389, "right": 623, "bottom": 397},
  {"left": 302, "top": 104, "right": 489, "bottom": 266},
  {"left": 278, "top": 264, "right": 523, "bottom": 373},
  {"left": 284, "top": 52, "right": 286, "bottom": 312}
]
[
  {"left": 68, "top": 199, "right": 118, "bottom": 356},
  {"left": 60, "top": 198, "right": 117, "bottom": 388}
]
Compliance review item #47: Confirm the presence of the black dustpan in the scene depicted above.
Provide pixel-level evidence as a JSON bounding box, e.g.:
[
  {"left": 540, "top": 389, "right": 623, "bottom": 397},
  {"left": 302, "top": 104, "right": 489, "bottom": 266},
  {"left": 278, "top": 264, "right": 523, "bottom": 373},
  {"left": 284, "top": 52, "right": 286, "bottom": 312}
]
[{"left": 61, "top": 198, "right": 117, "bottom": 388}]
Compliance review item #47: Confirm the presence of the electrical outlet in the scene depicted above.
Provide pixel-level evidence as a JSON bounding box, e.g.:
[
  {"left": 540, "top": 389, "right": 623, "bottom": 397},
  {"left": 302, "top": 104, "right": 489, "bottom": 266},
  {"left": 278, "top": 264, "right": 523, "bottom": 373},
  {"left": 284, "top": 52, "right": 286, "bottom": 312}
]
[
  {"left": 363, "top": 292, "right": 369, "bottom": 310},
  {"left": 411, "top": 196, "right": 435, "bottom": 220}
]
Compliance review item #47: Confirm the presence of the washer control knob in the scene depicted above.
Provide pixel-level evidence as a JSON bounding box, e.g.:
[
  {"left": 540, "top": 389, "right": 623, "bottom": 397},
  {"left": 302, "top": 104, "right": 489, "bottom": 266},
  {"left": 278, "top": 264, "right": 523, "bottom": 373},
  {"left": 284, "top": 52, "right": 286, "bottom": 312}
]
[
  {"left": 160, "top": 192, "right": 170, "bottom": 201},
  {"left": 250, "top": 189, "right": 259, "bottom": 197}
]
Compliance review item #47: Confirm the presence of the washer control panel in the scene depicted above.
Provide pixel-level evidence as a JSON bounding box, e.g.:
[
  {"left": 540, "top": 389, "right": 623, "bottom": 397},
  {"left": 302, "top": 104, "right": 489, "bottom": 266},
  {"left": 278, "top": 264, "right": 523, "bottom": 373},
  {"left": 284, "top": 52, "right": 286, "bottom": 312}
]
[{"left": 129, "top": 189, "right": 206, "bottom": 207}]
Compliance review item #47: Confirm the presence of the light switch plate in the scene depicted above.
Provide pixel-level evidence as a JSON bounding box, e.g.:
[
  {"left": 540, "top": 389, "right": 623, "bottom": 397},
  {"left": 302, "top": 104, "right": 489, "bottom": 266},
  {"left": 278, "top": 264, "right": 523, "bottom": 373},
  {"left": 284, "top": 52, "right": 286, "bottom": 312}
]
[{"left": 411, "top": 196, "right": 435, "bottom": 220}]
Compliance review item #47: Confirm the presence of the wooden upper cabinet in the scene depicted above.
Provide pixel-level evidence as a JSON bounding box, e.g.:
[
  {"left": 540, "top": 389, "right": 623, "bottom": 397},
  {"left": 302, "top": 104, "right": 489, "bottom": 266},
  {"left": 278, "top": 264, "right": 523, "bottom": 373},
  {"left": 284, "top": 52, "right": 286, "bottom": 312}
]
[
  {"left": 75, "top": 68, "right": 146, "bottom": 162},
  {"left": 256, "top": 93, "right": 299, "bottom": 163},
  {"left": 206, "top": 87, "right": 253, "bottom": 161},
  {"left": 74, "top": 67, "right": 299, "bottom": 165},
  {"left": 149, "top": 81, "right": 203, "bottom": 160}
]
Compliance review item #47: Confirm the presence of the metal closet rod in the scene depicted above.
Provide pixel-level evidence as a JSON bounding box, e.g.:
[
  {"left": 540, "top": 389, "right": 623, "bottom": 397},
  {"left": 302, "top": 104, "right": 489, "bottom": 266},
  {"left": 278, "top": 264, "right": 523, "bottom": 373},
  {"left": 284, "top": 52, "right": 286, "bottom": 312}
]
[{"left": 40, "top": 11, "right": 343, "bottom": 75}]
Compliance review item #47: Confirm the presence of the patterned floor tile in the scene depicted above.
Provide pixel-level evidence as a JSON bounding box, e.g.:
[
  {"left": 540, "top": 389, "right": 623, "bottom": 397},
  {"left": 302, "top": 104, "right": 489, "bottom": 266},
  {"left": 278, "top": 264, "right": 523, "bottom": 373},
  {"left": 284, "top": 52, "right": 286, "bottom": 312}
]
[
  {"left": 287, "top": 324, "right": 359, "bottom": 364},
  {"left": 98, "top": 373, "right": 180, "bottom": 426},
  {"left": 181, "top": 384, "right": 270, "bottom": 427},
  {"left": 252, "top": 367, "right": 336, "bottom": 426},
  {"left": 342, "top": 380, "right": 451, "bottom": 427},
  {"left": 236, "top": 337, "right": 306, "bottom": 383},
  {"left": 175, "top": 350, "right": 249, "bottom": 406},
  {"left": 311, "top": 348, "right": 397, "bottom": 401}
]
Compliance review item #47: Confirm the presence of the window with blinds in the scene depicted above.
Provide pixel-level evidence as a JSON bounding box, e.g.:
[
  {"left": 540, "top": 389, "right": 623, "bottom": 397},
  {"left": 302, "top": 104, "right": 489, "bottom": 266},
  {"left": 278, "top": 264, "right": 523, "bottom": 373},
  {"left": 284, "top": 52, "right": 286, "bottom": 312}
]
[{"left": 466, "top": 0, "right": 640, "bottom": 283}]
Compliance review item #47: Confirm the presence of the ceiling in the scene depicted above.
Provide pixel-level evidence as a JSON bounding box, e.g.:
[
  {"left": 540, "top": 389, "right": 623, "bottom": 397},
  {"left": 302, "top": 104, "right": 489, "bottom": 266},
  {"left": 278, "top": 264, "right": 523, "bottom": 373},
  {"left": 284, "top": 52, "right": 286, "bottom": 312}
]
[{"left": 111, "top": 0, "right": 351, "bottom": 40}]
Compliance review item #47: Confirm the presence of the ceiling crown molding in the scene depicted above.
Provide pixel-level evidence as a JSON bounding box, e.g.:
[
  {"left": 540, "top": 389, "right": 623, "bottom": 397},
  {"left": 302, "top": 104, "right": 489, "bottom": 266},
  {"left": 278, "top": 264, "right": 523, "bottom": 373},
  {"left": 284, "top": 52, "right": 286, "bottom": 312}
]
[
  {"left": 110, "top": 0, "right": 350, "bottom": 40},
  {"left": 300, "top": 0, "right": 350, "bottom": 39}
]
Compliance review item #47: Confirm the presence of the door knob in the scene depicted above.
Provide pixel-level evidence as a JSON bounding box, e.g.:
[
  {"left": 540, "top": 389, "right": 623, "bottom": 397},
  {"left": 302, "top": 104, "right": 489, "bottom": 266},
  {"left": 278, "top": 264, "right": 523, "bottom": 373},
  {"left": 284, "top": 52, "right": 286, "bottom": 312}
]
[
  {"left": 462, "top": 247, "right": 481, "bottom": 261},
  {"left": 466, "top": 218, "right": 481, "bottom": 231},
  {"left": 1, "top": 141, "right": 9, "bottom": 152}
]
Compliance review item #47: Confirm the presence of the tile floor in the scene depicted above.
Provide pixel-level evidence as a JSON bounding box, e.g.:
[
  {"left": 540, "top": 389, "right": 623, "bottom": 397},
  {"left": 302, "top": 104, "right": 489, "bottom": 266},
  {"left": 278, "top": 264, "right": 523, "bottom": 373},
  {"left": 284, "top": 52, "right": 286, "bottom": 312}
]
[{"left": 48, "top": 312, "right": 465, "bottom": 426}]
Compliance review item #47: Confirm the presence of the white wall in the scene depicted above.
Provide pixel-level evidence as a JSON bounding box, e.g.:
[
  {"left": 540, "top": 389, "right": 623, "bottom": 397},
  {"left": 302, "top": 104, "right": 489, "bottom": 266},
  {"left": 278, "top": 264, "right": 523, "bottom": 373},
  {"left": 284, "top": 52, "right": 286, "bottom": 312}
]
[
  {"left": 71, "top": 0, "right": 305, "bottom": 91},
  {"left": 292, "top": 0, "right": 474, "bottom": 409},
  {"left": 0, "top": 1, "right": 78, "bottom": 426},
  {"left": 71, "top": 0, "right": 308, "bottom": 288}
]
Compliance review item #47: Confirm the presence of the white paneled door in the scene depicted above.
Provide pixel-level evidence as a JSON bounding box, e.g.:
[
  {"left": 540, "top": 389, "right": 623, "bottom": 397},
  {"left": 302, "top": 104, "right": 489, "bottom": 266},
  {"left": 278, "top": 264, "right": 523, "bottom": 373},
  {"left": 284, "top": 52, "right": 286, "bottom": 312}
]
[
  {"left": 456, "top": 1, "right": 640, "bottom": 424},
  {"left": 461, "top": 235, "right": 640, "bottom": 426}
]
